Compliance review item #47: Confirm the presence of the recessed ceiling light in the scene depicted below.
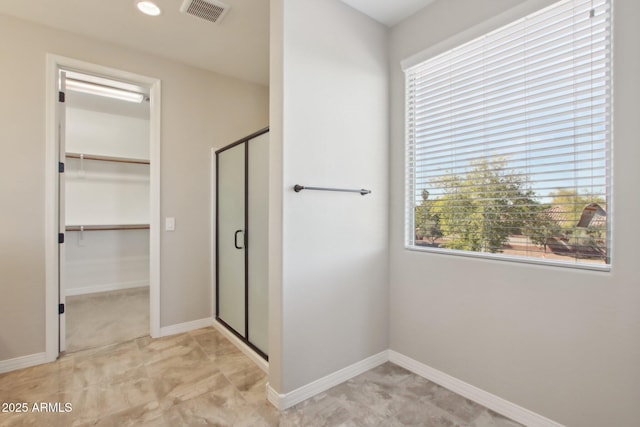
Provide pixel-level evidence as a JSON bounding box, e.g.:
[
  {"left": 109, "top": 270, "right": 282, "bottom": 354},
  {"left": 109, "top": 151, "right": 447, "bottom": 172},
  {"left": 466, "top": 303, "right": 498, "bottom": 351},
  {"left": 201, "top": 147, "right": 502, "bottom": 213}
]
[{"left": 136, "top": 1, "right": 162, "bottom": 17}]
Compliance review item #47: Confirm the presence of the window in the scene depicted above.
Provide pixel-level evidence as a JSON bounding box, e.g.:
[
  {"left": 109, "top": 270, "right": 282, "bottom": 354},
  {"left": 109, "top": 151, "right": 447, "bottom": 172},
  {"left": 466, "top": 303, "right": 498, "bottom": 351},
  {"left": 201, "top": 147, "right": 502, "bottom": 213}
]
[{"left": 404, "top": 0, "right": 611, "bottom": 269}]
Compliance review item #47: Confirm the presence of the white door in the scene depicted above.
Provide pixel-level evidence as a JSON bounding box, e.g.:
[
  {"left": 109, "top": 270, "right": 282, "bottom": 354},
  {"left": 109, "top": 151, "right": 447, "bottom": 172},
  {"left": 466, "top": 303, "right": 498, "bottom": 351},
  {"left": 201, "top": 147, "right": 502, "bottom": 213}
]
[
  {"left": 217, "top": 143, "right": 246, "bottom": 335},
  {"left": 57, "top": 71, "right": 67, "bottom": 353}
]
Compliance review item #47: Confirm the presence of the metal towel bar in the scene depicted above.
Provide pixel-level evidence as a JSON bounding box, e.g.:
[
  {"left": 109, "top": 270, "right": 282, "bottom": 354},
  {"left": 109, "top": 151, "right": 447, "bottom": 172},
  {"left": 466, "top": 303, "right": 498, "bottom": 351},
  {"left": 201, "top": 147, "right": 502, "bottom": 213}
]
[{"left": 293, "top": 185, "right": 371, "bottom": 196}]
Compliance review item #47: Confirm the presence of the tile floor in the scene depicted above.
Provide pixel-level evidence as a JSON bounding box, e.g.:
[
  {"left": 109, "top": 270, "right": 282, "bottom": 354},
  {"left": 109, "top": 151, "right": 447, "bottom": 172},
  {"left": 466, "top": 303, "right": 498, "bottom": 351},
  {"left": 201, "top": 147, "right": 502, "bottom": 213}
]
[
  {"left": 0, "top": 327, "right": 522, "bottom": 426},
  {"left": 65, "top": 287, "right": 149, "bottom": 353}
]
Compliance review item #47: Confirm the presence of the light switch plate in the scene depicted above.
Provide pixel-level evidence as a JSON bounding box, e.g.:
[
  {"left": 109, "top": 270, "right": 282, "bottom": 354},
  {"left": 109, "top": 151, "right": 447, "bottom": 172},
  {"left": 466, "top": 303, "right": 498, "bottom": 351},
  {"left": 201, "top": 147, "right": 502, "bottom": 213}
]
[{"left": 165, "top": 217, "right": 175, "bottom": 231}]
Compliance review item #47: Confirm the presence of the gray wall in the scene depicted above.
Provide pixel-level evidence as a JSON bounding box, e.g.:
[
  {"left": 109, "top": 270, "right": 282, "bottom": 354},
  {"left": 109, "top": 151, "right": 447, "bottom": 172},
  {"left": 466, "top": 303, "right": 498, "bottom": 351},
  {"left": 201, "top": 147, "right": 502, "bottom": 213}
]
[
  {"left": 388, "top": 0, "right": 640, "bottom": 426},
  {"left": 270, "top": 0, "right": 390, "bottom": 393},
  {"left": 0, "top": 14, "right": 268, "bottom": 361}
]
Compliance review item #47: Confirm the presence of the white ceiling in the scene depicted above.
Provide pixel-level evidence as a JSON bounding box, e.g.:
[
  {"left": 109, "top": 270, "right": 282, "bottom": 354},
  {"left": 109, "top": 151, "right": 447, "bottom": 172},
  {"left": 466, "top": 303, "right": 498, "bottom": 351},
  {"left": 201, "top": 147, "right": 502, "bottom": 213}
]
[
  {"left": 339, "top": 0, "right": 435, "bottom": 27},
  {"left": 0, "top": 0, "right": 434, "bottom": 87},
  {"left": 0, "top": 0, "right": 270, "bottom": 86}
]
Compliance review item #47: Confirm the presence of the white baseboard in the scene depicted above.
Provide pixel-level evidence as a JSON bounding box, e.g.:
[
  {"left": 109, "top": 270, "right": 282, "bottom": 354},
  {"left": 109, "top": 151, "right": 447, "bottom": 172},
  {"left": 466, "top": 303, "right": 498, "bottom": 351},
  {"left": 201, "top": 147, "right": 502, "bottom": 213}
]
[
  {"left": 65, "top": 280, "right": 149, "bottom": 297},
  {"left": 0, "top": 352, "right": 48, "bottom": 374},
  {"left": 265, "top": 349, "right": 561, "bottom": 426},
  {"left": 388, "top": 350, "right": 564, "bottom": 427},
  {"left": 267, "top": 350, "right": 389, "bottom": 410},
  {"left": 159, "top": 317, "right": 213, "bottom": 337},
  {"left": 212, "top": 320, "right": 269, "bottom": 374}
]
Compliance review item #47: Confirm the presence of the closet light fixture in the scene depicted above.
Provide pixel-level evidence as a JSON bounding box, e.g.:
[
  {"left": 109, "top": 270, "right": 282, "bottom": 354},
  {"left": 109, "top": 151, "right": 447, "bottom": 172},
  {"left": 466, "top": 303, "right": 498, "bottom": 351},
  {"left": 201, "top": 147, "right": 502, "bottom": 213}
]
[
  {"left": 136, "top": 1, "right": 162, "bottom": 16},
  {"left": 65, "top": 79, "right": 145, "bottom": 103}
]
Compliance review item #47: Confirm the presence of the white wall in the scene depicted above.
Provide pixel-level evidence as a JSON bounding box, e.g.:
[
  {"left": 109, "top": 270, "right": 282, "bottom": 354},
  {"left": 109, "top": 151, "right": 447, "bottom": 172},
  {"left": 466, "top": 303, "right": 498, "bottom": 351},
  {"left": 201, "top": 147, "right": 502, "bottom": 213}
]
[
  {"left": 66, "top": 107, "right": 150, "bottom": 160},
  {"left": 65, "top": 159, "right": 150, "bottom": 296},
  {"left": 270, "top": 0, "right": 389, "bottom": 393},
  {"left": 0, "top": 14, "right": 268, "bottom": 361},
  {"left": 65, "top": 104, "right": 150, "bottom": 226},
  {"left": 65, "top": 159, "right": 149, "bottom": 226},
  {"left": 64, "top": 101, "right": 151, "bottom": 296},
  {"left": 388, "top": 1, "right": 640, "bottom": 426},
  {"left": 64, "top": 229, "right": 149, "bottom": 295}
]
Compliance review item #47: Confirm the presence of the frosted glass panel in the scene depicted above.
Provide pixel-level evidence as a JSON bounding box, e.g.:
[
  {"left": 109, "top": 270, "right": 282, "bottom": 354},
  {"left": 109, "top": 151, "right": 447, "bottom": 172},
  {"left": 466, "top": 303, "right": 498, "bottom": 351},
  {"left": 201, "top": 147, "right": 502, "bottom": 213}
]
[
  {"left": 217, "top": 144, "right": 246, "bottom": 335},
  {"left": 248, "top": 133, "right": 269, "bottom": 355}
]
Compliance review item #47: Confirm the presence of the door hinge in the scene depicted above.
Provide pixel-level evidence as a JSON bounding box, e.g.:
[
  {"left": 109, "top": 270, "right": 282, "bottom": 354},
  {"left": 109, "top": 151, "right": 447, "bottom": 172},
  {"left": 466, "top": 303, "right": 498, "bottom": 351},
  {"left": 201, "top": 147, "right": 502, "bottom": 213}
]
[
  {"left": 58, "top": 233, "right": 64, "bottom": 244},
  {"left": 59, "top": 303, "right": 65, "bottom": 314},
  {"left": 58, "top": 91, "right": 65, "bottom": 103},
  {"left": 58, "top": 162, "right": 65, "bottom": 173}
]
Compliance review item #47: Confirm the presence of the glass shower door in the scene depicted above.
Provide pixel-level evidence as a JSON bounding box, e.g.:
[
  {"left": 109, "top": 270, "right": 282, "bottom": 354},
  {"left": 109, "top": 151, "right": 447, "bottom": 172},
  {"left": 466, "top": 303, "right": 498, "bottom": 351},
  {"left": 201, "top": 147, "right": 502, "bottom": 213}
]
[
  {"left": 247, "top": 132, "right": 269, "bottom": 355},
  {"left": 217, "top": 143, "right": 246, "bottom": 336}
]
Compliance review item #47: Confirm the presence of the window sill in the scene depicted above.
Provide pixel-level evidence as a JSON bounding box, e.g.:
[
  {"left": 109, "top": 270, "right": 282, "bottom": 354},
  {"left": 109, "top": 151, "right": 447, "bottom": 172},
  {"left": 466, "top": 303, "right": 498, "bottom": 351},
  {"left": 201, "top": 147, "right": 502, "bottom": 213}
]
[{"left": 404, "top": 244, "right": 611, "bottom": 272}]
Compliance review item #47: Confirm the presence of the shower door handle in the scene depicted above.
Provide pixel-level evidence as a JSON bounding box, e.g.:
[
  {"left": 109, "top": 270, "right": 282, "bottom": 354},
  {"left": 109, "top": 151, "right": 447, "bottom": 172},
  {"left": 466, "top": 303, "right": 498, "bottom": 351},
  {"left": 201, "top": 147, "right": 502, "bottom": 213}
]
[{"left": 234, "top": 230, "right": 244, "bottom": 249}]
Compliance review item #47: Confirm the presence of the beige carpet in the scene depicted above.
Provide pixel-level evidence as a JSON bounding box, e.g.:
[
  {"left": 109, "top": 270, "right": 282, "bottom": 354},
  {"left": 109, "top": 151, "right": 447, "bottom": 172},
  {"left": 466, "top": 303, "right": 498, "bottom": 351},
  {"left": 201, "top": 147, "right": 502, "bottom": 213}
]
[
  {"left": 65, "top": 287, "right": 149, "bottom": 353},
  {"left": 0, "top": 327, "right": 523, "bottom": 426}
]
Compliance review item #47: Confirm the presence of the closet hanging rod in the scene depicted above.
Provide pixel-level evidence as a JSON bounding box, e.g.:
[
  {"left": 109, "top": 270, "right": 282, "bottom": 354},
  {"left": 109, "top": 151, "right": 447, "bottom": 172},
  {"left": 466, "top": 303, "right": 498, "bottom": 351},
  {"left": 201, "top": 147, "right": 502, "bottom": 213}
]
[
  {"left": 66, "top": 153, "right": 150, "bottom": 165},
  {"left": 293, "top": 185, "right": 371, "bottom": 196},
  {"left": 65, "top": 224, "right": 150, "bottom": 232}
]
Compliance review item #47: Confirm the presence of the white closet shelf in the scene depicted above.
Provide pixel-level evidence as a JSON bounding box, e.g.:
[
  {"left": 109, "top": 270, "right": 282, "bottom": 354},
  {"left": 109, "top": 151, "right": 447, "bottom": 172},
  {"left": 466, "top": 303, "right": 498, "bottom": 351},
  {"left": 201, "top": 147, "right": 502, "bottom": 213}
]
[
  {"left": 66, "top": 152, "right": 150, "bottom": 165},
  {"left": 66, "top": 224, "right": 150, "bottom": 231}
]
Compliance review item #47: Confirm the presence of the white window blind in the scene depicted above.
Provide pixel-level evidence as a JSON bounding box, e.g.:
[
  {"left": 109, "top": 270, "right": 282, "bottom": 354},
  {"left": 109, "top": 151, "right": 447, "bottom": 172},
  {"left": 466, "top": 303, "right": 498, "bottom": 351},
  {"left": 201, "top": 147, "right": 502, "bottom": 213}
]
[{"left": 405, "top": 0, "right": 611, "bottom": 268}]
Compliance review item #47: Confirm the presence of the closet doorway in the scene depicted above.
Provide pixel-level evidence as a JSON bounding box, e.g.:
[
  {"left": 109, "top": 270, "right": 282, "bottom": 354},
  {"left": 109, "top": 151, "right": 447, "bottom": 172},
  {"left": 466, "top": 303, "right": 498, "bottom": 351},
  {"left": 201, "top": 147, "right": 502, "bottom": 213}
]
[
  {"left": 45, "top": 55, "right": 161, "bottom": 358},
  {"left": 62, "top": 70, "right": 151, "bottom": 352}
]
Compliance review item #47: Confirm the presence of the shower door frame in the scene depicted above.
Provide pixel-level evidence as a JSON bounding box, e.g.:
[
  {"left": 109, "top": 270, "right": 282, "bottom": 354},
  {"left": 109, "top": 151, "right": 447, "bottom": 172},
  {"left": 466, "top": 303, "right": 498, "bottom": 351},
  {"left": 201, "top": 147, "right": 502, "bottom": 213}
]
[{"left": 215, "top": 127, "right": 269, "bottom": 361}]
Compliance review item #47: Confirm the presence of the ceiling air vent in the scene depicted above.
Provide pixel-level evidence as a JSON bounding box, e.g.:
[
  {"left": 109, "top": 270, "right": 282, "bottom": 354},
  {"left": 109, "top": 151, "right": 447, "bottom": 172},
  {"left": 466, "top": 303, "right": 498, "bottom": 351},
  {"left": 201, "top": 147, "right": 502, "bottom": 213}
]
[{"left": 180, "top": 0, "right": 230, "bottom": 24}]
